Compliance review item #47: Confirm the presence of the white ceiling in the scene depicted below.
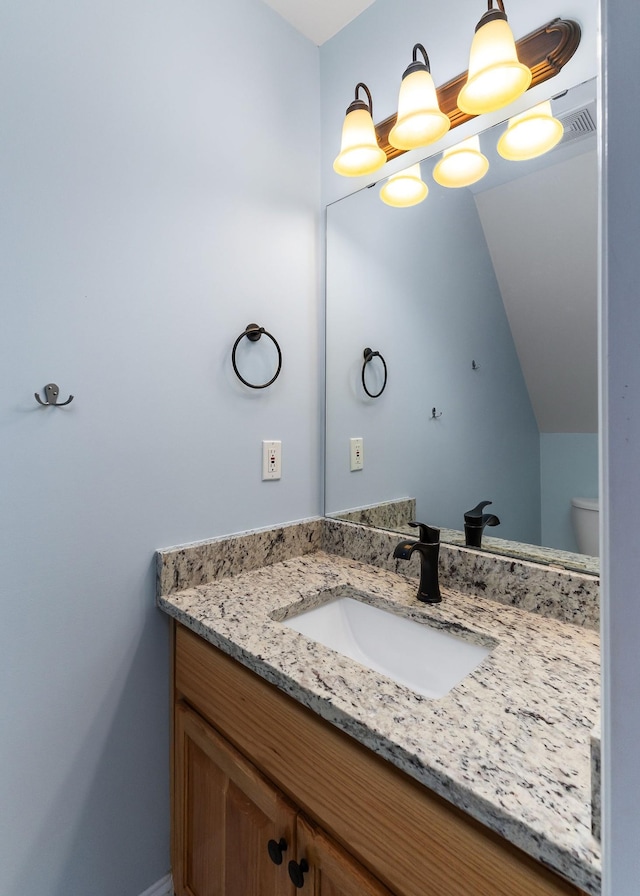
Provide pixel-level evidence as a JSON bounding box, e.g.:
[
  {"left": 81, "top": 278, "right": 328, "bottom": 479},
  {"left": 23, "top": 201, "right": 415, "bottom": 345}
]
[{"left": 259, "top": 0, "right": 376, "bottom": 45}]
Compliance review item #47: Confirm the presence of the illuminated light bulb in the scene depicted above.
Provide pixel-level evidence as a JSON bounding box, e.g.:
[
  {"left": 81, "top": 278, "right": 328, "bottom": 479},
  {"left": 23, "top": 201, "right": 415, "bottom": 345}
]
[
  {"left": 389, "top": 44, "right": 450, "bottom": 151},
  {"left": 333, "top": 82, "right": 386, "bottom": 177},
  {"left": 497, "top": 100, "right": 564, "bottom": 161},
  {"left": 432, "top": 135, "right": 489, "bottom": 188},
  {"left": 457, "top": 2, "right": 532, "bottom": 115},
  {"left": 380, "top": 164, "right": 429, "bottom": 207}
]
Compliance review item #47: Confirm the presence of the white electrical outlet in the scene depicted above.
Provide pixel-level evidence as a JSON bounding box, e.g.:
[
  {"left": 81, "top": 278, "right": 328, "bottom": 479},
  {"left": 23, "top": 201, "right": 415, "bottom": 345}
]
[
  {"left": 262, "top": 440, "right": 281, "bottom": 480},
  {"left": 350, "top": 437, "right": 364, "bottom": 471}
]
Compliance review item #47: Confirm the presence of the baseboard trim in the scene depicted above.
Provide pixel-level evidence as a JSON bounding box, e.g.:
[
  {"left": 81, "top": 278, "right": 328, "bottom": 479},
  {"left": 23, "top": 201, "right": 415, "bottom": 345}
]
[{"left": 138, "top": 873, "right": 173, "bottom": 896}]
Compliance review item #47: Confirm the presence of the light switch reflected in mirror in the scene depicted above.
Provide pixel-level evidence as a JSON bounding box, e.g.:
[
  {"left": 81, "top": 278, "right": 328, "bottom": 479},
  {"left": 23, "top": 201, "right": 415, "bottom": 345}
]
[{"left": 324, "top": 78, "right": 598, "bottom": 574}]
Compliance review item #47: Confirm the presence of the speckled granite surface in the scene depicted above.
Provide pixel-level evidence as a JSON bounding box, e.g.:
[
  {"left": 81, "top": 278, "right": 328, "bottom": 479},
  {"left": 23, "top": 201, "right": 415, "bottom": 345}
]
[
  {"left": 439, "top": 527, "right": 600, "bottom": 577},
  {"left": 333, "top": 502, "right": 599, "bottom": 576},
  {"left": 322, "top": 518, "right": 600, "bottom": 631},
  {"left": 157, "top": 518, "right": 601, "bottom": 895},
  {"left": 157, "top": 518, "right": 322, "bottom": 596},
  {"left": 330, "top": 497, "right": 416, "bottom": 531},
  {"left": 591, "top": 713, "right": 601, "bottom": 841}
]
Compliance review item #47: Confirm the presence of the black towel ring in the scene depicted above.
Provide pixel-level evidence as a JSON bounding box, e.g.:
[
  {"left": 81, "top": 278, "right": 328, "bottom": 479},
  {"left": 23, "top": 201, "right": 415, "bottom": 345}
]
[
  {"left": 232, "top": 323, "right": 282, "bottom": 389},
  {"left": 361, "top": 348, "right": 388, "bottom": 398}
]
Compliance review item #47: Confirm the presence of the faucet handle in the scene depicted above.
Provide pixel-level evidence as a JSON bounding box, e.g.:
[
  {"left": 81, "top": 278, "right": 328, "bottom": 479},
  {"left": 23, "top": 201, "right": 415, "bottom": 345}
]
[
  {"left": 464, "top": 500, "right": 493, "bottom": 524},
  {"left": 408, "top": 521, "right": 440, "bottom": 544}
]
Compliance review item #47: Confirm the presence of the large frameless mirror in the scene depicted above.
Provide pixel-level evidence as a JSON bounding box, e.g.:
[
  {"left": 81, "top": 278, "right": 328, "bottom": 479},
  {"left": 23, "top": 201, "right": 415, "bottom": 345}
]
[{"left": 325, "top": 78, "right": 598, "bottom": 574}]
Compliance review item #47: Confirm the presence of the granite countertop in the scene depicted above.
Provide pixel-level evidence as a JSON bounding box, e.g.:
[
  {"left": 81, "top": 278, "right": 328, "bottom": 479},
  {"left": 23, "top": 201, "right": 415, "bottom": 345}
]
[
  {"left": 158, "top": 547, "right": 601, "bottom": 895},
  {"left": 330, "top": 497, "right": 600, "bottom": 576}
]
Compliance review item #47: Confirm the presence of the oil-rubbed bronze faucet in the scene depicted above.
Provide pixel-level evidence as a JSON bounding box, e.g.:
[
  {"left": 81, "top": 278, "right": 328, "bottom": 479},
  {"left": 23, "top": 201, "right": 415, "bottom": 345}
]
[
  {"left": 463, "top": 500, "right": 500, "bottom": 548},
  {"left": 393, "top": 521, "right": 441, "bottom": 604}
]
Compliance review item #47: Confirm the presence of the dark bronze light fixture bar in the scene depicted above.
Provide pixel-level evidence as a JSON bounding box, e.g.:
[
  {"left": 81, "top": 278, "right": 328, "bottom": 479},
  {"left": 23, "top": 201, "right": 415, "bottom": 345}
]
[{"left": 375, "top": 18, "right": 581, "bottom": 161}]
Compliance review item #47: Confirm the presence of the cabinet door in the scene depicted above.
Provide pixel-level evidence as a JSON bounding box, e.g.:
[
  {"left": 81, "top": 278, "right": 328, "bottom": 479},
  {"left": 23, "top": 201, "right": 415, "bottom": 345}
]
[
  {"left": 174, "top": 702, "right": 296, "bottom": 896},
  {"left": 291, "top": 815, "right": 396, "bottom": 896}
]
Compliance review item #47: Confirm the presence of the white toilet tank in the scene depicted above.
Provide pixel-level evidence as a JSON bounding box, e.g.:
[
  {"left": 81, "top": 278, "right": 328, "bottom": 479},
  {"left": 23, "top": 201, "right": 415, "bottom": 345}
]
[{"left": 571, "top": 497, "right": 599, "bottom": 556}]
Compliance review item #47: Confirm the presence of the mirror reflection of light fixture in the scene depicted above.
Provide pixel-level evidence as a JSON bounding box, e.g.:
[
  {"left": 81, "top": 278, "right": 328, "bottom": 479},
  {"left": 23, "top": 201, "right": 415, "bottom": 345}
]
[
  {"left": 380, "top": 163, "right": 429, "bottom": 207},
  {"left": 457, "top": 0, "right": 532, "bottom": 116},
  {"left": 432, "top": 135, "right": 489, "bottom": 188},
  {"left": 388, "top": 44, "right": 450, "bottom": 152},
  {"left": 497, "top": 100, "right": 564, "bottom": 161},
  {"left": 333, "top": 82, "right": 387, "bottom": 177}
]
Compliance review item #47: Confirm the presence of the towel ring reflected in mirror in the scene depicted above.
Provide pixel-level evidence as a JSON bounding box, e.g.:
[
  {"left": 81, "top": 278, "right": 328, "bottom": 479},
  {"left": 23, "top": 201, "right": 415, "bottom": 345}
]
[
  {"left": 361, "top": 348, "right": 388, "bottom": 398},
  {"left": 231, "top": 323, "right": 282, "bottom": 390}
]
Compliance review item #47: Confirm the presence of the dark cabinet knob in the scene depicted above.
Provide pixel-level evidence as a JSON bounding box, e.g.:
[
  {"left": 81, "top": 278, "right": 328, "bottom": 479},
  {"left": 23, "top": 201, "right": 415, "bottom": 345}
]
[
  {"left": 267, "top": 837, "right": 287, "bottom": 865},
  {"left": 288, "top": 858, "right": 309, "bottom": 888}
]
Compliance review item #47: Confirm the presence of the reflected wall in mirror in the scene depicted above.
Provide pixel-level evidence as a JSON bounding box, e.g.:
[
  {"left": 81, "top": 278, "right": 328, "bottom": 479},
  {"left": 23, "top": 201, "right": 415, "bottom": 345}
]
[{"left": 325, "top": 79, "right": 598, "bottom": 573}]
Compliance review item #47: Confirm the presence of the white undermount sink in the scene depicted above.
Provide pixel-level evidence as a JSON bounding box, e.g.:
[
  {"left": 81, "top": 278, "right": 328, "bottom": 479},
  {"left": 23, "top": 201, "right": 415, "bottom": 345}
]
[{"left": 282, "top": 592, "right": 493, "bottom": 699}]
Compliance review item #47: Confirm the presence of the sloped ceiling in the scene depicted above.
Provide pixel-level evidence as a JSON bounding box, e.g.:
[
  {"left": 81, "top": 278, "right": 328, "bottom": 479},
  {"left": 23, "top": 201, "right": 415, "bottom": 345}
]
[
  {"left": 259, "top": 0, "right": 375, "bottom": 44},
  {"left": 474, "top": 145, "right": 598, "bottom": 433}
]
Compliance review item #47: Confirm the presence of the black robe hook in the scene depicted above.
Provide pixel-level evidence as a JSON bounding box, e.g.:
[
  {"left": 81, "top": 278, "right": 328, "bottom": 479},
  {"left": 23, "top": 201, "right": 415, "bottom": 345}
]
[{"left": 35, "top": 383, "right": 74, "bottom": 407}]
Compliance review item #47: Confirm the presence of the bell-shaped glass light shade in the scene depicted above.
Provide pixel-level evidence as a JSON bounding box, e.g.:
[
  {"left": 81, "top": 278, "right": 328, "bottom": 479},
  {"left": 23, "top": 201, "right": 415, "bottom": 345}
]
[
  {"left": 458, "top": 17, "right": 532, "bottom": 115},
  {"left": 432, "top": 135, "right": 489, "bottom": 188},
  {"left": 380, "top": 164, "right": 429, "bottom": 207},
  {"left": 389, "top": 70, "right": 450, "bottom": 151},
  {"left": 497, "top": 100, "right": 564, "bottom": 161},
  {"left": 333, "top": 107, "right": 386, "bottom": 177}
]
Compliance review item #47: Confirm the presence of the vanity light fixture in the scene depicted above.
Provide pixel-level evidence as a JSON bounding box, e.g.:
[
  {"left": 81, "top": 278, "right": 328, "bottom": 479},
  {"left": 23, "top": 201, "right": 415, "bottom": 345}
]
[
  {"left": 379, "top": 163, "right": 429, "bottom": 207},
  {"left": 457, "top": 0, "right": 532, "bottom": 116},
  {"left": 333, "top": 82, "right": 387, "bottom": 177},
  {"left": 496, "top": 100, "right": 564, "bottom": 161},
  {"left": 432, "top": 135, "right": 489, "bottom": 188},
  {"left": 334, "top": 18, "right": 581, "bottom": 179},
  {"left": 388, "top": 44, "right": 450, "bottom": 151}
]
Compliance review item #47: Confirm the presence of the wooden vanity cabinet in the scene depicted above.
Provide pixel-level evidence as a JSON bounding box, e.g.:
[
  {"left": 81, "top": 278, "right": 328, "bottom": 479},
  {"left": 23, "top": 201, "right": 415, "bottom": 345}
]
[
  {"left": 293, "top": 815, "right": 395, "bottom": 896},
  {"left": 172, "top": 622, "right": 586, "bottom": 896},
  {"left": 174, "top": 702, "right": 393, "bottom": 896},
  {"left": 174, "top": 702, "right": 296, "bottom": 896}
]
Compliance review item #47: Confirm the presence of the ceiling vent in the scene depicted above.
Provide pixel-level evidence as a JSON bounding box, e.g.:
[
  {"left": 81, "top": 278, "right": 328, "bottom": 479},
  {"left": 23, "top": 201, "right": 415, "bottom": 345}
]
[{"left": 558, "top": 103, "right": 597, "bottom": 145}]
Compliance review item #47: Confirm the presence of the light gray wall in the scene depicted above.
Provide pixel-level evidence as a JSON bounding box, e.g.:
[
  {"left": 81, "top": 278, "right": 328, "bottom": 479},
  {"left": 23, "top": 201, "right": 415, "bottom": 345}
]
[
  {"left": 0, "top": 2, "right": 320, "bottom": 895},
  {"left": 540, "top": 433, "right": 599, "bottom": 551},
  {"left": 600, "top": 2, "right": 640, "bottom": 892},
  {"left": 326, "top": 178, "right": 541, "bottom": 544}
]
